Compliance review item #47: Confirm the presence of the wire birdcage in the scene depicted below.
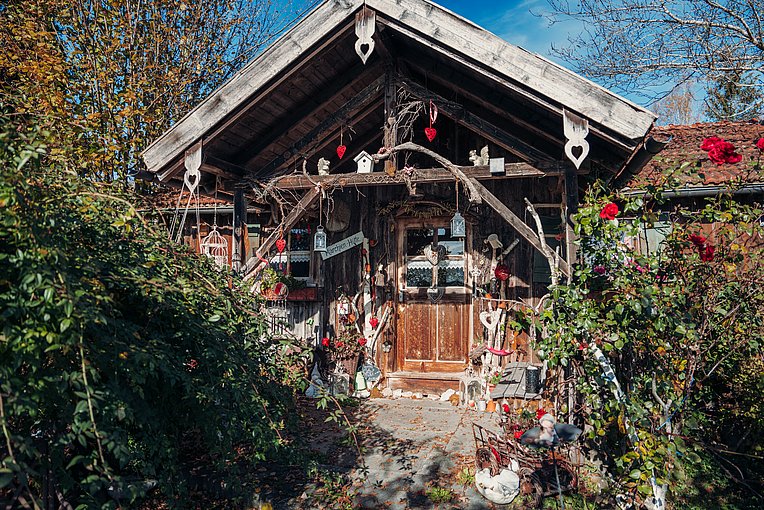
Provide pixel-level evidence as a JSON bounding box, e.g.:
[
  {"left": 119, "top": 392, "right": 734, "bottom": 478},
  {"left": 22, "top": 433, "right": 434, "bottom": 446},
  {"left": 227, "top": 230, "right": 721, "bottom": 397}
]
[{"left": 200, "top": 226, "right": 229, "bottom": 268}]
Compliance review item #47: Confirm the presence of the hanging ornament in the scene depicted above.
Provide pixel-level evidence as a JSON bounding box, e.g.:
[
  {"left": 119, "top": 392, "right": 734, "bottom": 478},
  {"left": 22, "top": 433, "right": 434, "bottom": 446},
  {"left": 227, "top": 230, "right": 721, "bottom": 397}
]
[
  {"left": 336, "top": 128, "right": 347, "bottom": 160},
  {"left": 369, "top": 317, "right": 379, "bottom": 329},
  {"left": 275, "top": 237, "right": 286, "bottom": 253},
  {"left": 424, "top": 100, "right": 438, "bottom": 142},
  {"left": 494, "top": 264, "right": 510, "bottom": 281},
  {"left": 450, "top": 181, "right": 466, "bottom": 238}
]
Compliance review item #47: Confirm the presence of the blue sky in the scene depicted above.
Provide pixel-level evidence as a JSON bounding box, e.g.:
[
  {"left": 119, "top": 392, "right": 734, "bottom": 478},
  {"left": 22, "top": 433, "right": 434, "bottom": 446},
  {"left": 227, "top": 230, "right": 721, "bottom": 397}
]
[{"left": 436, "top": 0, "right": 580, "bottom": 63}]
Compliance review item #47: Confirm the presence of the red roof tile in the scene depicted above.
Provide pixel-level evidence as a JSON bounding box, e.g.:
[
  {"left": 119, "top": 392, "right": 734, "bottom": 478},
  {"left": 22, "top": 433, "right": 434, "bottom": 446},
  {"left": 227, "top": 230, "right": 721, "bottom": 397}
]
[{"left": 630, "top": 120, "right": 764, "bottom": 188}]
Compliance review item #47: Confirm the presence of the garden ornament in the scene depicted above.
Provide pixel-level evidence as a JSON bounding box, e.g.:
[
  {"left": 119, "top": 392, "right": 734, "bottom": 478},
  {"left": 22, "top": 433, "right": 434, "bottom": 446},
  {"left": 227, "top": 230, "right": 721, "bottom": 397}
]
[{"left": 475, "top": 468, "right": 519, "bottom": 504}]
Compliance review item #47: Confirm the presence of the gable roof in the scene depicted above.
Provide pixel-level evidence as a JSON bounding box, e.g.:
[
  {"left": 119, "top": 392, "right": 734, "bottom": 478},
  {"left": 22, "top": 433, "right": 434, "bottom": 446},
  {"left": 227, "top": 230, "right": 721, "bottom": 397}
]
[
  {"left": 628, "top": 120, "right": 764, "bottom": 189},
  {"left": 141, "top": 0, "right": 657, "bottom": 188}
]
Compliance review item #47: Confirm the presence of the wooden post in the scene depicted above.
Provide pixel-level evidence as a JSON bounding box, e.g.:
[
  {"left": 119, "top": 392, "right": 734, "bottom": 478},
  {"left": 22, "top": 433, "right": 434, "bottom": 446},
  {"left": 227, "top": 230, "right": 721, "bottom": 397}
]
[
  {"left": 563, "top": 165, "right": 579, "bottom": 273},
  {"left": 232, "top": 188, "right": 247, "bottom": 272},
  {"left": 383, "top": 67, "right": 397, "bottom": 176}
]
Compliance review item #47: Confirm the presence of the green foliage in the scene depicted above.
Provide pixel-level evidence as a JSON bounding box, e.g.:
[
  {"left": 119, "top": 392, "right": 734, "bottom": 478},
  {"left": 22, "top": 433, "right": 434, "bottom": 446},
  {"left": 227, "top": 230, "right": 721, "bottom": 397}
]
[
  {"left": 534, "top": 183, "right": 764, "bottom": 506},
  {"left": 0, "top": 114, "right": 307, "bottom": 508},
  {"left": 424, "top": 485, "right": 454, "bottom": 504}
]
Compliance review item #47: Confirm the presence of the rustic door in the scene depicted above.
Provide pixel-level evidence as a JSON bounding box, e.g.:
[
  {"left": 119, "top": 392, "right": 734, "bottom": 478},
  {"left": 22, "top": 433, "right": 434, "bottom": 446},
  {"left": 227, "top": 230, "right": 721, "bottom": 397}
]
[{"left": 396, "top": 218, "right": 471, "bottom": 372}]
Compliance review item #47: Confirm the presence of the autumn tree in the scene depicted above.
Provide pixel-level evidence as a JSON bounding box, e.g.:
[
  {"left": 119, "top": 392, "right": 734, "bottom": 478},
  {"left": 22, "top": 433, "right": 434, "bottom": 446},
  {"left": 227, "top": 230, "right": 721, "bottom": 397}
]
[
  {"left": 0, "top": 0, "right": 305, "bottom": 183},
  {"left": 544, "top": 0, "right": 764, "bottom": 104}
]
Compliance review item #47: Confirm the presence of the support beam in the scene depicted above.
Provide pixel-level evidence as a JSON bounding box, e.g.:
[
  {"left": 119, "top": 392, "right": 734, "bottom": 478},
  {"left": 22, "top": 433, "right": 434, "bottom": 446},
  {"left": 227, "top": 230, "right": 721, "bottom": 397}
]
[
  {"left": 234, "top": 62, "right": 383, "bottom": 167},
  {"left": 563, "top": 165, "right": 579, "bottom": 271},
  {"left": 383, "top": 67, "right": 398, "bottom": 176},
  {"left": 267, "top": 162, "right": 562, "bottom": 190},
  {"left": 242, "top": 186, "right": 322, "bottom": 279},
  {"left": 254, "top": 76, "right": 385, "bottom": 177},
  {"left": 400, "top": 78, "right": 555, "bottom": 165},
  {"left": 466, "top": 177, "right": 570, "bottom": 277},
  {"left": 232, "top": 189, "right": 248, "bottom": 272}
]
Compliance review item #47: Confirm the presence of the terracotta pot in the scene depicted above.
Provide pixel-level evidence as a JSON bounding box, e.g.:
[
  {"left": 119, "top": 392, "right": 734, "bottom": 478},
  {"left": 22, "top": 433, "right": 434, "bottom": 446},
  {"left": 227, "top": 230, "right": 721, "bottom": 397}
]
[{"left": 486, "top": 400, "right": 497, "bottom": 413}]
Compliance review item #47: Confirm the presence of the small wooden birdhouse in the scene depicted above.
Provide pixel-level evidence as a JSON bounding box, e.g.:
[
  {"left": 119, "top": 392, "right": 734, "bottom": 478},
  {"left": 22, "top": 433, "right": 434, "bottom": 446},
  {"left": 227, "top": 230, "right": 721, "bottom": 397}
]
[{"left": 354, "top": 151, "right": 374, "bottom": 173}]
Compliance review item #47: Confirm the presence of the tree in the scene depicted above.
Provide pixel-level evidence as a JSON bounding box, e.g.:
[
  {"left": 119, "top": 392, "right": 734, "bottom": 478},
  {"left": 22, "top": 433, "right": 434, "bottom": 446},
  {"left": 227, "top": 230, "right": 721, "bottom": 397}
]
[
  {"left": 652, "top": 81, "right": 701, "bottom": 125},
  {"left": 0, "top": 0, "right": 304, "bottom": 183},
  {"left": 705, "top": 70, "right": 764, "bottom": 120},
  {"left": 545, "top": 0, "right": 764, "bottom": 104}
]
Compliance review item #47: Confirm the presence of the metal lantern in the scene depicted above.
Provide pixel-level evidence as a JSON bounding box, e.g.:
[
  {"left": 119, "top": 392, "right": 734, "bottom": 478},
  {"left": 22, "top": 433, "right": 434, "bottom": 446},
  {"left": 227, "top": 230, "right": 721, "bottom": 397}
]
[
  {"left": 314, "top": 225, "right": 327, "bottom": 253},
  {"left": 451, "top": 211, "right": 466, "bottom": 238}
]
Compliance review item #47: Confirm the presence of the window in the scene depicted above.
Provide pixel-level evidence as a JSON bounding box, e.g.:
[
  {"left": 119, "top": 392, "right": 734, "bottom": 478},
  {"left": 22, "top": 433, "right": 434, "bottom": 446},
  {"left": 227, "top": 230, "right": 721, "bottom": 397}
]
[
  {"left": 405, "top": 226, "right": 465, "bottom": 287},
  {"left": 269, "top": 228, "right": 313, "bottom": 282}
]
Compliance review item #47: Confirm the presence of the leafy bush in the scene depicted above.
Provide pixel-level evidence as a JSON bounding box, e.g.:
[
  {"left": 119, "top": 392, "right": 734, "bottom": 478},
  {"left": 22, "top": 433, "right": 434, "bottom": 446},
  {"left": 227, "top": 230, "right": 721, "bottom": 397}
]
[
  {"left": 0, "top": 116, "right": 305, "bottom": 508},
  {"left": 534, "top": 182, "right": 763, "bottom": 507}
]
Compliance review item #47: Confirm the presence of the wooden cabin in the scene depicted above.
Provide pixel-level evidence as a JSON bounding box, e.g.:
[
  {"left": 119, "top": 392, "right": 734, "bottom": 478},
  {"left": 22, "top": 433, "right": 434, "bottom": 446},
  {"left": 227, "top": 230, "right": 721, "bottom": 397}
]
[{"left": 141, "top": 0, "right": 658, "bottom": 394}]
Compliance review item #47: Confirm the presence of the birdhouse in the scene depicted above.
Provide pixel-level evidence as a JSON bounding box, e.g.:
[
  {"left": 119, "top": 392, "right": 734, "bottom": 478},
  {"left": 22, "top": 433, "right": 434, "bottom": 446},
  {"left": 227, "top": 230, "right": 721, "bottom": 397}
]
[{"left": 354, "top": 150, "right": 374, "bottom": 173}]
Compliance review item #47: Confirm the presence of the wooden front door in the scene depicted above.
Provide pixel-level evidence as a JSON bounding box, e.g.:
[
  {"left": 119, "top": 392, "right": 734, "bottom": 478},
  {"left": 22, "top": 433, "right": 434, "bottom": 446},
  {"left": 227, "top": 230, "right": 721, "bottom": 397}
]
[{"left": 396, "top": 218, "right": 471, "bottom": 372}]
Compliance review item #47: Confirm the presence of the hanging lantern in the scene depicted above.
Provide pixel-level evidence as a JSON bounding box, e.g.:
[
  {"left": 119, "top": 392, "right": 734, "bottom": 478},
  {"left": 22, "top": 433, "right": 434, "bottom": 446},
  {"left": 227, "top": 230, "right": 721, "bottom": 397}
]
[
  {"left": 451, "top": 211, "right": 466, "bottom": 238},
  {"left": 314, "top": 225, "right": 327, "bottom": 253}
]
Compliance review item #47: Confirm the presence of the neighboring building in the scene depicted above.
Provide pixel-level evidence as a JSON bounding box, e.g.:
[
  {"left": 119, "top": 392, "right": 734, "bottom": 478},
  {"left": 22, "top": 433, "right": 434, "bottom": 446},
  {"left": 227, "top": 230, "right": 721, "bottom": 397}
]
[{"left": 141, "top": 0, "right": 658, "bottom": 393}]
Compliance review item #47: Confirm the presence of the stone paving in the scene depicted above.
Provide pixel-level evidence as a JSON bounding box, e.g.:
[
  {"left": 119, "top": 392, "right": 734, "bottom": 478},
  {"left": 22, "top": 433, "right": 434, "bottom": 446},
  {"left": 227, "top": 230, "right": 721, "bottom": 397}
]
[{"left": 346, "top": 398, "right": 503, "bottom": 509}]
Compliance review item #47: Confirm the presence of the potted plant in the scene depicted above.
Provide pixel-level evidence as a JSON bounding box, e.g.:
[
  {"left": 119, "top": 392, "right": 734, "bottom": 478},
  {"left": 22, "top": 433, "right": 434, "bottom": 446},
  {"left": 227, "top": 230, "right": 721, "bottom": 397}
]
[
  {"left": 486, "top": 369, "right": 502, "bottom": 394},
  {"left": 321, "top": 331, "right": 367, "bottom": 376}
]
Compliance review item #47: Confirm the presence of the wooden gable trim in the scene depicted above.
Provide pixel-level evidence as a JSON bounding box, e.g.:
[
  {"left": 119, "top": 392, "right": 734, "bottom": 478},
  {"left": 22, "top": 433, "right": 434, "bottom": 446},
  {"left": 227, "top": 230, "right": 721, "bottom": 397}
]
[
  {"left": 142, "top": 0, "right": 365, "bottom": 175},
  {"left": 368, "top": 0, "right": 655, "bottom": 140}
]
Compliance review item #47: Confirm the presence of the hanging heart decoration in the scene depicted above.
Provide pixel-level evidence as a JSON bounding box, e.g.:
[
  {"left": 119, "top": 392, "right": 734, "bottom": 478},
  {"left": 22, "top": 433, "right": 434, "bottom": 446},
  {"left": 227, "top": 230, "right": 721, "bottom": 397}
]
[
  {"left": 369, "top": 317, "right": 379, "bottom": 329},
  {"left": 494, "top": 264, "right": 510, "bottom": 281},
  {"left": 479, "top": 310, "right": 502, "bottom": 333},
  {"left": 423, "top": 244, "right": 446, "bottom": 266},
  {"left": 275, "top": 238, "right": 286, "bottom": 253},
  {"left": 336, "top": 145, "right": 347, "bottom": 159},
  {"left": 424, "top": 100, "right": 438, "bottom": 142},
  {"left": 427, "top": 286, "right": 445, "bottom": 303}
]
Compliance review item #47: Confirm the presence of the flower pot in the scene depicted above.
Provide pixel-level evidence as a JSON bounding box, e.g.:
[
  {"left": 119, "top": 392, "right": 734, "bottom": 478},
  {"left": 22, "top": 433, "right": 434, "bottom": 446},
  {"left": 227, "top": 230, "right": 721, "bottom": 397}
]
[{"left": 486, "top": 400, "right": 497, "bottom": 413}]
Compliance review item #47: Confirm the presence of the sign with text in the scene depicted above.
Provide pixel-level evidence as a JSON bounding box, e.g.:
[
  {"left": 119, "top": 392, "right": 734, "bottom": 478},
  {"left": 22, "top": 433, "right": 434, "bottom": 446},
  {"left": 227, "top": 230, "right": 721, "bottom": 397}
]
[{"left": 321, "top": 231, "right": 365, "bottom": 260}]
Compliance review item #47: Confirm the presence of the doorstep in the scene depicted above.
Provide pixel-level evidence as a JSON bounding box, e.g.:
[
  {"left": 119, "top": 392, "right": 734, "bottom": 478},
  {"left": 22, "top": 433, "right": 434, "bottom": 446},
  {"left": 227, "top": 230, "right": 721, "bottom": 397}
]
[{"left": 385, "top": 371, "right": 462, "bottom": 395}]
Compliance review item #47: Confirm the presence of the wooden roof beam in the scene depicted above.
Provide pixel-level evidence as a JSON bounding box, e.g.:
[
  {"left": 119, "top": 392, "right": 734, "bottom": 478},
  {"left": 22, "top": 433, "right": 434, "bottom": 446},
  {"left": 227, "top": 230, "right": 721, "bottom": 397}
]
[
  {"left": 266, "top": 162, "right": 564, "bottom": 190},
  {"left": 253, "top": 76, "right": 386, "bottom": 177},
  {"left": 234, "top": 62, "right": 383, "bottom": 168},
  {"left": 399, "top": 78, "right": 555, "bottom": 166}
]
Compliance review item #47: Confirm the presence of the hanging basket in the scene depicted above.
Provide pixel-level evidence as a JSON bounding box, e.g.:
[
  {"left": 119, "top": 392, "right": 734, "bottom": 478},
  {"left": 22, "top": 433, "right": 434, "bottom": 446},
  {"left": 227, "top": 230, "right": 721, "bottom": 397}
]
[{"left": 332, "top": 353, "right": 360, "bottom": 376}]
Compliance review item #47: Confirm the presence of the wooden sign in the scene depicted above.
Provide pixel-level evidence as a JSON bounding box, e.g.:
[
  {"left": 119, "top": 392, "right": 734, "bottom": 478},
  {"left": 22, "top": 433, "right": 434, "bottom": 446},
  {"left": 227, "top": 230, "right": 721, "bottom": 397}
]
[{"left": 321, "top": 231, "right": 364, "bottom": 260}]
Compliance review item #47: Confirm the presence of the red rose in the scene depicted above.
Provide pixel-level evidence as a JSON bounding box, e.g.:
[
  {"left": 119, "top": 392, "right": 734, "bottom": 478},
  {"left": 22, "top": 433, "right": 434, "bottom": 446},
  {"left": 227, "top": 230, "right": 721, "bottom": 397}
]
[
  {"left": 358, "top": 337, "right": 367, "bottom": 346},
  {"left": 707, "top": 140, "right": 741, "bottom": 165},
  {"left": 514, "top": 431, "right": 523, "bottom": 440},
  {"left": 502, "top": 403, "right": 510, "bottom": 413},
  {"left": 536, "top": 408, "right": 546, "bottom": 420},
  {"left": 757, "top": 138, "right": 764, "bottom": 151},
  {"left": 599, "top": 202, "right": 619, "bottom": 221},
  {"left": 689, "top": 234, "right": 707, "bottom": 247},
  {"left": 700, "top": 136, "right": 723, "bottom": 150},
  {"left": 321, "top": 337, "right": 330, "bottom": 347},
  {"left": 700, "top": 245, "right": 715, "bottom": 262},
  {"left": 369, "top": 317, "right": 379, "bottom": 329}
]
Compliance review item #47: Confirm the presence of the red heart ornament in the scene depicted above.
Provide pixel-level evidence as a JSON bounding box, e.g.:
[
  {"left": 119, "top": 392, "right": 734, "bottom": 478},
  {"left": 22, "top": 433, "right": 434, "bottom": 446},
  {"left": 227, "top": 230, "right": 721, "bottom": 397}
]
[
  {"left": 424, "top": 127, "right": 437, "bottom": 142},
  {"left": 369, "top": 317, "right": 379, "bottom": 329},
  {"left": 336, "top": 145, "right": 347, "bottom": 159},
  {"left": 275, "top": 238, "right": 286, "bottom": 253}
]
